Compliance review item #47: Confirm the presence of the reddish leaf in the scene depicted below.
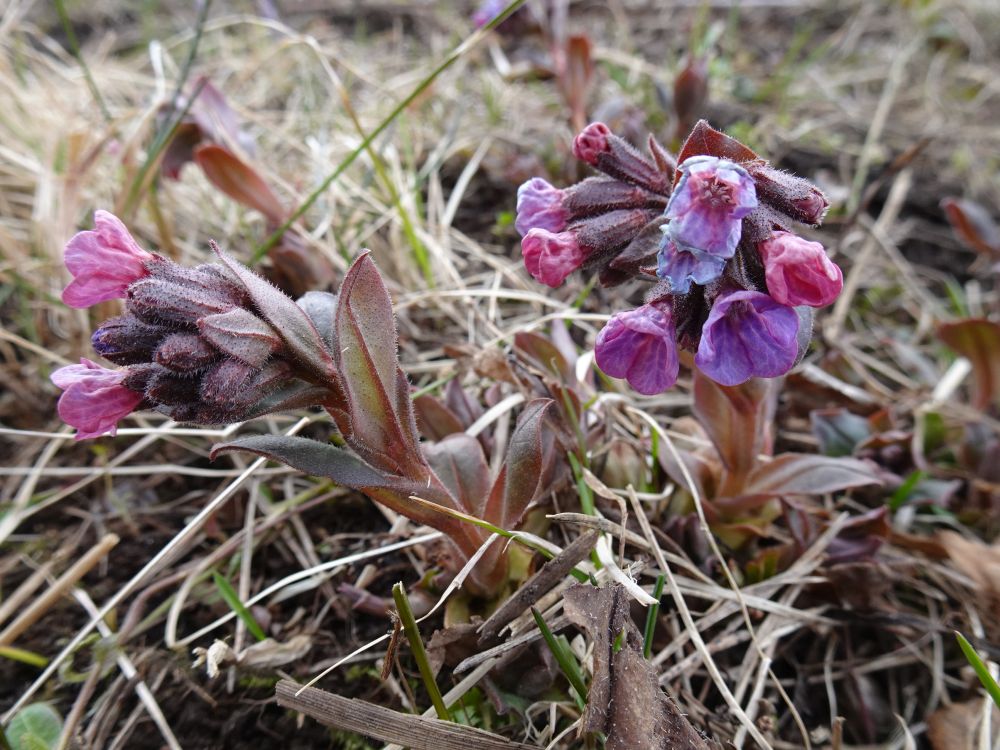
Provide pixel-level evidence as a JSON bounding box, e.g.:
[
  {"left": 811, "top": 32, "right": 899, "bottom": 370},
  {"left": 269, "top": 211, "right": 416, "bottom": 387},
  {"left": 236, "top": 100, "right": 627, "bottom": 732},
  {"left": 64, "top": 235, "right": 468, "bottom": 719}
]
[
  {"left": 938, "top": 319, "right": 1000, "bottom": 409},
  {"left": 743, "top": 453, "right": 883, "bottom": 497},
  {"left": 556, "top": 34, "right": 595, "bottom": 132},
  {"left": 677, "top": 120, "right": 759, "bottom": 169},
  {"left": 414, "top": 395, "right": 465, "bottom": 441},
  {"left": 423, "top": 434, "right": 492, "bottom": 517},
  {"left": 514, "top": 331, "right": 574, "bottom": 384},
  {"left": 941, "top": 198, "right": 1000, "bottom": 258},
  {"left": 692, "top": 371, "right": 773, "bottom": 490},
  {"left": 673, "top": 56, "right": 708, "bottom": 139},
  {"left": 483, "top": 400, "right": 553, "bottom": 528},
  {"left": 195, "top": 144, "right": 286, "bottom": 224}
]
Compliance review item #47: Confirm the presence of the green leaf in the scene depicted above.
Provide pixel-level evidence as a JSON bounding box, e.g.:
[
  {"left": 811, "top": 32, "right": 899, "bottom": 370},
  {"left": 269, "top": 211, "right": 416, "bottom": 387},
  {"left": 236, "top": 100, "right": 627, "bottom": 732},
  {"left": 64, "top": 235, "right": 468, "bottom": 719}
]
[
  {"left": 956, "top": 631, "right": 1000, "bottom": 709},
  {"left": 809, "top": 408, "right": 872, "bottom": 457},
  {"left": 6, "top": 703, "right": 63, "bottom": 750},
  {"left": 483, "top": 400, "right": 553, "bottom": 528},
  {"left": 532, "top": 608, "right": 586, "bottom": 711},
  {"left": 212, "top": 572, "right": 267, "bottom": 642},
  {"left": 741, "top": 453, "right": 883, "bottom": 497}
]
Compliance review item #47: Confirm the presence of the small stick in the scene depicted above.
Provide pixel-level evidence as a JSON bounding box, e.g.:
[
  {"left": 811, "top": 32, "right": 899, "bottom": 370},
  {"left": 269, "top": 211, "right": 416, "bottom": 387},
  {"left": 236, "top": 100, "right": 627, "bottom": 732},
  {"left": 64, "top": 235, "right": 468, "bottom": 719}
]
[
  {"left": 477, "top": 530, "right": 598, "bottom": 645},
  {"left": 275, "top": 680, "right": 535, "bottom": 750},
  {"left": 0, "top": 534, "right": 119, "bottom": 647}
]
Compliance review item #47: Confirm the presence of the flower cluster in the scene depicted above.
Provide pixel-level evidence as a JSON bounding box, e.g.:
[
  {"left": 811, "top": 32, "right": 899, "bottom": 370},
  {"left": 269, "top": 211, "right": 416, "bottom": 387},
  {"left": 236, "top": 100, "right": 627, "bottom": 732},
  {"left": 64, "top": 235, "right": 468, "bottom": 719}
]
[
  {"left": 52, "top": 211, "right": 338, "bottom": 439},
  {"left": 515, "top": 121, "right": 843, "bottom": 392}
]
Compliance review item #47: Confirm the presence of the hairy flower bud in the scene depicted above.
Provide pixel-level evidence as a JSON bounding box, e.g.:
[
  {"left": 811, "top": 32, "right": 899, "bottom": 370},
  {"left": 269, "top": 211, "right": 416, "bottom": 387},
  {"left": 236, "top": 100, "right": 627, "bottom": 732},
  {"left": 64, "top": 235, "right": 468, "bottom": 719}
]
[
  {"left": 758, "top": 231, "right": 843, "bottom": 307},
  {"left": 127, "top": 278, "right": 237, "bottom": 326},
  {"left": 746, "top": 164, "right": 829, "bottom": 226},
  {"left": 198, "top": 308, "right": 282, "bottom": 366},
  {"left": 595, "top": 302, "right": 679, "bottom": 395},
  {"left": 154, "top": 333, "right": 219, "bottom": 373},
  {"left": 522, "top": 229, "right": 584, "bottom": 287},
  {"left": 92, "top": 316, "right": 168, "bottom": 365},
  {"left": 573, "top": 122, "right": 672, "bottom": 194}
]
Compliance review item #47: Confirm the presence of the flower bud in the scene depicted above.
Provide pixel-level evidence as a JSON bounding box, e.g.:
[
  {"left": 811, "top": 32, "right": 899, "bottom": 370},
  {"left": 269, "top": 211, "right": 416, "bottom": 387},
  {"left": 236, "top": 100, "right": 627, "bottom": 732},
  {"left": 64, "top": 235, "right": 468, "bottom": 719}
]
[
  {"left": 562, "top": 177, "right": 666, "bottom": 219},
  {"left": 127, "top": 278, "right": 236, "bottom": 326},
  {"left": 92, "top": 316, "right": 167, "bottom": 365},
  {"left": 200, "top": 359, "right": 257, "bottom": 411},
  {"left": 758, "top": 231, "right": 843, "bottom": 307},
  {"left": 694, "top": 290, "right": 799, "bottom": 386},
  {"left": 146, "top": 368, "right": 202, "bottom": 406},
  {"left": 573, "top": 122, "right": 671, "bottom": 195},
  {"left": 595, "top": 302, "right": 679, "bottom": 395},
  {"left": 198, "top": 308, "right": 282, "bottom": 366},
  {"left": 154, "top": 333, "right": 219, "bottom": 373},
  {"left": 522, "top": 230, "right": 584, "bottom": 288},
  {"left": 51, "top": 359, "right": 144, "bottom": 439},
  {"left": 746, "top": 164, "right": 829, "bottom": 226}
]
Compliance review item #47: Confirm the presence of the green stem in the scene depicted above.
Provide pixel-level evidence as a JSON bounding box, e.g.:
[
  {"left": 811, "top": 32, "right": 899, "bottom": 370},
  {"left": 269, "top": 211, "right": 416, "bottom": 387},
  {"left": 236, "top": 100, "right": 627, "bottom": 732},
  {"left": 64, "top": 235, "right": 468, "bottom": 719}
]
[{"left": 54, "top": 0, "right": 111, "bottom": 122}]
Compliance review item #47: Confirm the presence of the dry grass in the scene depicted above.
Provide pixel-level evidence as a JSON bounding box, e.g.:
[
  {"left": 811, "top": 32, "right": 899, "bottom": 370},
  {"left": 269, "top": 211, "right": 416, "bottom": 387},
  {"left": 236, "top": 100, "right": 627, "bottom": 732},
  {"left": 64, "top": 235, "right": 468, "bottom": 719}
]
[{"left": 2, "top": 0, "right": 1000, "bottom": 747}]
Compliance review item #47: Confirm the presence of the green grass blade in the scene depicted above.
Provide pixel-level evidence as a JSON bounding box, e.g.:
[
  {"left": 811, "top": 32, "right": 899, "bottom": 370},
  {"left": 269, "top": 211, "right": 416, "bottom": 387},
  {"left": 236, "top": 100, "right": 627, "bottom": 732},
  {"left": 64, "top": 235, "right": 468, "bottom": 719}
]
[
  {"left": 642, "top": 574, "right": 665, "bottom": 659},
  {"left": 212, "top": 572, "right": 267, "bottom": 642},
  {"left": 392, "top": 582, "right": 451, "bottom": 721},
  {"left": 0, "top": 646, "right": 49, "bottom": 669},
  {"left": 250, "top": 0, "right": 528, "bottom": 263},
  {"left": 956, "top": 631, "right": 1000, "bottom": 708},
  {"left": 54, "top": 0, "right": 111, "bottom": 122},
  {"left": 532, "top": 607, "right": 586, "bottom": 711}
]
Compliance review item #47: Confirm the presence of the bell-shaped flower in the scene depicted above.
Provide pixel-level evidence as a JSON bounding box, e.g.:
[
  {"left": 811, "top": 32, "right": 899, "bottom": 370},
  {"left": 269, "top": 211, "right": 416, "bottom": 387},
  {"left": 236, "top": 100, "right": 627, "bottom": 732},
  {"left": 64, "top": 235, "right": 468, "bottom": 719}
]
[
  {"left": 522, "top": 229, "right": 584, "bottom": 288},
  {"left": 51, "top": 359, "right": 144, "bottom": 439},
  {"left": 695, "top": 290, "right": 799, "bottom": 386},
  {"left": 595, "top": 303, "right": 679, "bottom": 395},
  {"left": 663, "top": 155, "right": 757, "bottom": 259},
  {"left": 758, "top": 231, "right": 843, "bottom": 307},
  {"left": 656, "top": 236, "right": 727, "bottom": 294},
  {"left": 516, "top": 178, "right": 567, "bottom": 237},
  {"left": 62, "top": 210, "right": 155, "bottom": 308}
]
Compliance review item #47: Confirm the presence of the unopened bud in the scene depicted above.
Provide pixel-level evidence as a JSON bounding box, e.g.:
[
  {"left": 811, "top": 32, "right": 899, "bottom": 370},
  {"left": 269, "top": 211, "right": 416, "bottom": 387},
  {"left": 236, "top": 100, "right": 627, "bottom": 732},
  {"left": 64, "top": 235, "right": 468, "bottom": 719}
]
[
  {"left": 154, "top": 333, "right": 219, "bottom": 373},
  {"left": 146, "top": 367, "right": 202, "bottom": 406},
  {"left": 198, "top": 308, "right": 282, "bottom": 366},
  {"left": 200, "top": 359, "right": 256, "bottom": 411},
  {"left": 128, "top": 278, "right": 236, "bottom": 326},
  {"left": 746, "top": 164, "right": 829, "bottom": 226},
  {"left": 92, "top": 316, "right": 167, "bottom": 365},
  {"left": 573, "top": 122, "right": 672, "bottom": 195},
  {"left": 562, "top": 177, "right": 666, "bottom": 219}
]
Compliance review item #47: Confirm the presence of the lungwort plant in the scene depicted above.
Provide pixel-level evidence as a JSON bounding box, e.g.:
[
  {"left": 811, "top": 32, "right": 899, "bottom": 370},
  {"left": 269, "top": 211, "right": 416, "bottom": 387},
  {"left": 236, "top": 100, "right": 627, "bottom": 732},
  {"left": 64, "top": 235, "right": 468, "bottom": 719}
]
[{"left": 52, "top": 212, "right": 553, "bottom": 596}]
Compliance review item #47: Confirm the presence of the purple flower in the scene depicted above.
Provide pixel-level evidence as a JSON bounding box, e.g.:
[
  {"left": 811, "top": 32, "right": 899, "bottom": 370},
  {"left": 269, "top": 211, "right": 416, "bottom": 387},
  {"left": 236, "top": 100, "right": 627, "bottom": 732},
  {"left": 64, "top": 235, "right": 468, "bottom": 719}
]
[
  {"left": 472, "top": 0, "right": 507, "bottom": 27},
  {"left": 51, "top": 359, "right": 144, "bottom": 439},
  {"left": 758, "top": 231, "right": 843, "bottom": 308},
  {"left": 695, "top": 290, "right": 799, "bottom": 386},
  {"left": 656, "top": 236, "right": 726, "bottom": 293},
  {"left": 663, "top": 155, "right": 757, "bottom": 259},
  {"left": 595, "top": 303, "right": 679, "bottom": 395},
  {"left": 522, "top": 229, "right": 584, "bottom": 288},
  {"left": 62, "top": 210, "right": 155, "bottom": 308},
  {"left": 516, "top": 178, "right": 567, "bottom": 237}
]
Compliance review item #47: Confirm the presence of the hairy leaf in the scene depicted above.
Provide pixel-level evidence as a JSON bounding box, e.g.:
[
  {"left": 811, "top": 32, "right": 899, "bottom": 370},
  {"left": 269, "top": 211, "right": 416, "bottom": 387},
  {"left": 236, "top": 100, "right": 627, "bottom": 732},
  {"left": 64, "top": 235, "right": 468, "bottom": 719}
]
[
  {"left": 743, "top": 453, "right": 883, "bottom": 497},
  {"left": 483, "top": 400, "right": 553, "bottom": 528},
  {"left": 677, "top": 119, "right": 759, "bottom": 169},
  {"left": 938, "top": 319, "right": 1000, "bottom": 409},
  {"left": 414, "top": 396, "right": 466, "bottom": 441},
  {"left": 195, "top": 144, "right": 286, "bottom": 224},
  {"left": 423, "top": 434, "right": 491, "bottom": 516}
]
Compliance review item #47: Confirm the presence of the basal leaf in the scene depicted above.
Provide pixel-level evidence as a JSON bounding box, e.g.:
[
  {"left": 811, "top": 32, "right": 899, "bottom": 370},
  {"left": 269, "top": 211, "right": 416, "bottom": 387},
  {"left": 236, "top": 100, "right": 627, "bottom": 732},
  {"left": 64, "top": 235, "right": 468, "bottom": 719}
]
[
  {"left": 809, "top": 408, "right": 872, "bottom": 457},
  {"left": 514, "top": 331, "right": 574, "bottom": 384},
  {"left": 423, "top": 434, "right": 491, "bottom": 516},
  {"left": 483, "top": 400, "right": 553, "bottom": 528},
  {"left": 743, "top": 453, "right": 883, "bottom": 497},
  {"left": 941, "top": 198, "right": 1000, "bottom": 258},
  {"left": 194, "top": 144, "right": 286, "bottom": 224},
  {"left": 938, "top": 319, "right": 1000, "bottom": 409}
]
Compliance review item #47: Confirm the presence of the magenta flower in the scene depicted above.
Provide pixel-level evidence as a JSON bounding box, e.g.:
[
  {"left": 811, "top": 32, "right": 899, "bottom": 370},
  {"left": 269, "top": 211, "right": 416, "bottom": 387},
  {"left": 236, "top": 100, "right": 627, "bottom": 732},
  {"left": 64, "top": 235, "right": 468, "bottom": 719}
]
[
  {"left": 522, "top": 229, "right": 584, "bottom": 287},
  {"left": 573, "top": 122, "right": 612, "bottom": 166},
  {"left": 695, "top": 290, "right": 799, "bottom": 386},
  {"left": 758, "top": 231, "right": 843, "bottom": 308},
  {"left": 51, "top": 359, "right": 144, "bottom": 439},
  {"left": 656, "top": 237, "right": 727, "bottom": 294},
  {"left": 472, "top": 0, "right": 507, "bottom": 27},
  {"left": 595, "top": 303, "right": 679, "bottom": 395},
  {"left": 516, "top": 178, "right": 567, "bottom": 237},
  {"left": 62, "top": 210, "right": 154, "bottom": 308},
  {"left": 663, "top": 155, "right": 757, "bottom": 259}
]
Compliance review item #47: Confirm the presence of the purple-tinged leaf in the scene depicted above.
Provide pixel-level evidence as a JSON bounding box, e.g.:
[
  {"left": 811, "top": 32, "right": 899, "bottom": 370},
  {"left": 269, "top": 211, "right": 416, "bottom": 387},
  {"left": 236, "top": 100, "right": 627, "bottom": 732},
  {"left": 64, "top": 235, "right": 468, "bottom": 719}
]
[
  {"left": 334, "top": 252, "right": 421, "bottom": 471},
  {"left": 212, "top": 244, "right": 339, "bottom": 385},
  {"left": 514, "top": 331, "right": 574, "bottom": 384},
  {"left": 444, "top": 378, "right": 483, "bottom": 428},
  {"left": 483, "top": 400, "right": 553, "bottom": 528},
  {"left": 676, "top": 120, "right": 759, "bottom": 172},
  {"left": 296, "top": 291, "right": 338, "bottom": 355},
  {"left": 743, "top": 453, "right": 883, "bottom": 497},
  {"left": 692, "top": 370, "right": 773, "bottom": 490},
  {"left": 195, "top": 144, "right": 286, "bottom": 224},
  {"left": 938, "top": 319, "right": 1000, "bottom": 409},
  {"left": 423, "top": 434, "right": 492, "bottom": 516},
  {"left": 414, "top": 396, "right": 465, "bottom": 441}
]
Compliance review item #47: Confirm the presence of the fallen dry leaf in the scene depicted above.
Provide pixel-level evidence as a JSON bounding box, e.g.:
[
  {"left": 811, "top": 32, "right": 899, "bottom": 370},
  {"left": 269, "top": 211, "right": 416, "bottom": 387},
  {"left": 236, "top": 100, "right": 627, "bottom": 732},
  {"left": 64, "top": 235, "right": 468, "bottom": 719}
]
[
  {"left": 939, "top": 530, "right": 1000, "bottom": 640},
  {"left": 563, "top": 583, "right": 709, "bottom": 750}
]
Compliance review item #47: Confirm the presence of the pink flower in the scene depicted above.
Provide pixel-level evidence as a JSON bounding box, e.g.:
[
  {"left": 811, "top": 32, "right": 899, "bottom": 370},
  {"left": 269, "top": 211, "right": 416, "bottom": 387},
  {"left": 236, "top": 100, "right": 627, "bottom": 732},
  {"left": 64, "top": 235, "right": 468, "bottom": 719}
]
[
  {"left": 573, "top": 122, "right": 612, "bottom": 166},
  {"left": 663, "top": 155, "right": 757, "bottom": 259},
  {"left": 694, "top": 290, "right": 799, "bottom": 386},
  {"left": 62, "top": 210, "right": 154, "bottom": 308},
  {"left": 522, "top": 229, "right": 584, "bottom": 287},
  {"left": 758, "top": 231, "right": 843, "bottom": 307},
  {"left": 515, "top": 178, "right": 567, "bottom": 237},
  {"left": 51, "top": 359, "right": 144, "bottom": 439},
  {"left": 595, "top": 303, "right": 679, "bottom": 395}
]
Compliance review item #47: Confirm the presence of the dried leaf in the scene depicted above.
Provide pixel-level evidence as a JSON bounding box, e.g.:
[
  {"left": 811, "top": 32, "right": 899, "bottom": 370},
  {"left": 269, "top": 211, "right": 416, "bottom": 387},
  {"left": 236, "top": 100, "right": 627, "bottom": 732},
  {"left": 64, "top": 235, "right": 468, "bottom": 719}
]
[
  {"left": 939, "top": 530, "right": 1000, "bottom": 641},
  {"left": 928, "top": 700, "right": 1000, "bottom": 750},
  {"left": 194, "top": 144, "right": 286, "bottom": 224},
  {"left": 563, "top": 584, "right": 708, "bottom": 750},
  {"left": 514, "top": 331, "right": 574, "bottom": 384},
  {"left": 938, "top": 319, "right": 1000, "bottom": 409},
  {"left": 941, "top": 197, "right": 1000, "bottom": 258}
]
